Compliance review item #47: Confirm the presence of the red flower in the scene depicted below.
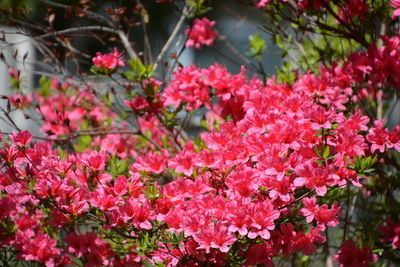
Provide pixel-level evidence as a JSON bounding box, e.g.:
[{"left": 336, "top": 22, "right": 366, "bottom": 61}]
[
  {"left": 339, "top": 0, "right": 369, "bottom": 23},
  {"left": 366, "top": 120, "right": 389, "bottom": 153},
  {"left": 244, "top": 241, "right": 275, "bottom": 266},
  {"left": 133, "top": 149, "right": 168, "bottom": 174},
  {"left": 168, "top": 151, "right": 198, "bottom": 176},
  {"left": 391, "top": 0, "right": 400, "bottom": 19},
  {"left": 9, "top": 93, "right": 32, "bottom": 109},
  {"left": 247, "top": 200, "right": 280, "bottom": 240},
  {"left": 8, "top": 67, "right": 20, "bottom": 79},
  {"left": 16, "top": 231, "right": 61, "bottom": 267},
  {"left": 193, "top": 222, "right": 236, "bottom": 253},
  {"left": 10, "top": 130, "right": 32, "bottom": 147},
  {"left": 334, "top": 240, "right": 378, "bottom": 267},
  {"left": 92, "top": 48, "right": 125, "bottom": 70},
  {"left": 185, "top": 18, "right": 218, "bottom": 50},
  {"left": 388, "top": 125, "right": 400, "bottom": 152},
  {"left": 293, "top": 226, "right": 326, "bottom": 255},
  {"left": 66, "top": 232, "right": 114, "bottom": 266},
  {"left": 379, "top": 217, "right": 400, "bottom": 249}
]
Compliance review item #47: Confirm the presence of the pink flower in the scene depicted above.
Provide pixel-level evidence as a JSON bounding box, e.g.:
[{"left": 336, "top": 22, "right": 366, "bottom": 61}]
[
  {"left": 0, "top": 144, "right": 20, "bottom": 163},
  {"left": 391, "top": 0, "right": 400, "bottom": 19},
  {"left": 343, "top": 109, "right": 369, "bottom": 131},
  {"left": 16, "top": 230, "right": 61, "bottom": 267},
  {"left": 92, "top": 48, "right": 125, "bottom": 70},
  {"left": 244, "top": 242, "right": 275, "bottom": 266},
  {"left": 339, "top": 0, "right": 369, "bottom": 23},
  {"left": 50, "top": 78, "right": 61, "bottom": 90},
  {"left": 9, "top": 93, "right": 33, "bottom": 109},
  {"left": 10, "top": 130, "right": 32, "bottom": 147},
  {"left": 193, "top": 223, "right": 236, "bottom": 253},
  {"left": 293, "top": 226, "right": 326, "bottom": 255},
  {"left": 8, "top": 67, "right": 20, "bottom": 79},
  {"left": 66, "top": 232, "right": 114, "bottom": 266},
  {"left": 256, "top": 0, "right": 270, "bottom": 8},
  {"left": 81, "top": 151, "right": 107, "bottom": 171},
  {"left": 89, "top": 190, "right": 119, "bottom": 211},
  {"left": 168, "top": 151, "right": 198, "bottom": 176},
  {"left": 225, "top": 168, "right": 259, "bottom": 197},
  {"left": 133, "top": 149, "right": 169, "bottom": 174},
  {"left": 314, "top": 202, "right": 341, "bottom": 228},
  {"left": 185, "top": 18, "right": 218, "bottom": 50},
  {"left": 387, "top": 125, "right": 400, "bottom": 152},
  {"left": 379, "top": 217, "right": 400, "bottom": 249},
  {"left": 226, "top": 200, "right": 251, "bottom": 236},
  {"left": 119, "top": 198, "right": 155, "bottom": 229},
  {"left": 163, "top": 65, "right": 211, "bottom": 110},
  {"left": 366, "top": 120, "right": 389, "bottom": 153},
  {"left": 124, "top": 96, "right": 149, "bottom": 111},
  {"left": 334, "top": 240, "right": 378, "bottom": 267},
  {"left": 308, "top": 106, "right": 335, "bottom": 130},
  {"left": 62, "top": 201, "right": 89, "bottom": 216},
  {"left": 294, "top": 161, "right": 340, "bottom": 196},
  {"left": 300, "top": 197, "right": 318, "bottom": 223},
  {"left": 247, "top": 200, "right": 280, "bottom": 240}
]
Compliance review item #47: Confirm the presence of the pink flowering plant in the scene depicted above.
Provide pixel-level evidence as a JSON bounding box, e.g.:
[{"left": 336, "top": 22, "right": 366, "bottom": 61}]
[
  {"left": 185, "top": 17, "right": 218, "bottom": 50},
  {"left": 1, "top": 0, "right": 400, "bottom": 266}
]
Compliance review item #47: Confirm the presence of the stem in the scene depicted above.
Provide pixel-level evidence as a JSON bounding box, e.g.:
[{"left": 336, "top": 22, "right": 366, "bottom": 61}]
[
  {"left": 153, "top": 5, "right": 190, "bottom": 71},
  {"left": 342, "top": 185, "right": 351, "bottom": 244},
  {"left": 39, "top": 0, "right": 113, "bottom": 26}
]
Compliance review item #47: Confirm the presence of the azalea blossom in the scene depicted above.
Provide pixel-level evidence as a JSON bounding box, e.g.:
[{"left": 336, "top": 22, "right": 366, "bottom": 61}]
[
  {"left": 334, "top": 240, "right": 378, "bottom": 267},
  {"left": 391, "top": 0, "right": 400, "bottom": 19},
  {"left": 10, "top": 130, "right": 32, "bottom": 147},
  {"left": 185, "top": 18, "right": 218, "bottom": 49},
  {"left": 92, "top": 48, "right": 125, "bottom": 70}
]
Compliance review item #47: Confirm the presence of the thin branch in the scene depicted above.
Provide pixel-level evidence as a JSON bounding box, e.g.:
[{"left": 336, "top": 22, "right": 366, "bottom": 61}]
[
  {"left": 4, "top": 25, "right": 139, "bottom": 60},
  {"left": 0, "top": 107, "right": 21, "bottom": 131},
  {"left": 2, "top": 130, "right": 137, "bottom": 141},
  {"left": 117, "top": 29, "right": 139, "bottom": 60},
  {"left": 7, "top": 26, "right": 120, "bottom": 46},
  {"left": 216, "top": 30, "right": 252, "bottom": 66},
  {"left": 39, "top": 0, "right": 113, "bottom": 27},
  {"left": 153, "top": 5, "right": 190, "bottom": 71},
  {"left": 136, "top": 0, "right": 153, "bottom": 64}
]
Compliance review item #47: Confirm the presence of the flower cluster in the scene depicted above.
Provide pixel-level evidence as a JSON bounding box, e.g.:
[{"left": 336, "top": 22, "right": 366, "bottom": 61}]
[
  {"left": 379, "top": 217, "right": 400, "bottom": 249},
  {"left": 256, "top": 0, "right": 370, "bottom": 17},
  {"left": 333, "top": 241, "right": 378, "bottom": 267},
  {"left": 35, "top": 79, "right": 115, "bottom": 137},
  {"left": 1, "top": 50, "right": 399, "bottom": 265},
  {"left": 92, "top": 48, "right": 125, "bottom": 73},
  {"left": 2, "top": 0, "right": 400, "bottom": 265},
  {"left": 391, "top": 0, "right": 400, "bottom": 19},
  {"left": 185, "top": 17, "right": 218, "bottom": 50}
]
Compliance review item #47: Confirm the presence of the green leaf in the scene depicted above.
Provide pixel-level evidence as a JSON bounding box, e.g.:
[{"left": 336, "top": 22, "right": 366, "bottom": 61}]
[
  {"left": 91, "top": 65, "right": 115, "bottom": 76},
  {"left": 314, "top": 146, "right": 321, "bottom": 157},
  {"left": 275, "top": 34, "right": 284, "bottom": 49},
  {"left": 247, "top": 33, "right": 266, "bottom": 60},
  {"left": 76, "top": 135, "right": 92, "bottom": 152},
  {"left": 108, "top": 155, "right": 128, "bottom": 176},
  {"left": 144, "top": 184, "right": 159, "bottom": 200},
  {"left": 57, "top": 147, "right": 67, "bottom": 160},
  {"left": 123, "top": 59, "right": 154, "bottom": 82},
  {"left": 331, "top": 123, "right": 339, "bottom": 130},
  {"left": 38, "top": 76, "right": 51, "bottom": 97},
  {"left": 322, "top": 146, "right": 330, "bottom": 159}
]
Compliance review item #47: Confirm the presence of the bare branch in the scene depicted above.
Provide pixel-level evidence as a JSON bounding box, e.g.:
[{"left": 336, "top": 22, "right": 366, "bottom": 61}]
[
  {"left": 117, "top": 29, "right": 139, "bottom": 60},
  {"left": 153, "top": 5, "right": 190, "bottom": 71},
  {"left": 39, "top": 0, "right": 113, "bottom": 27}
]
